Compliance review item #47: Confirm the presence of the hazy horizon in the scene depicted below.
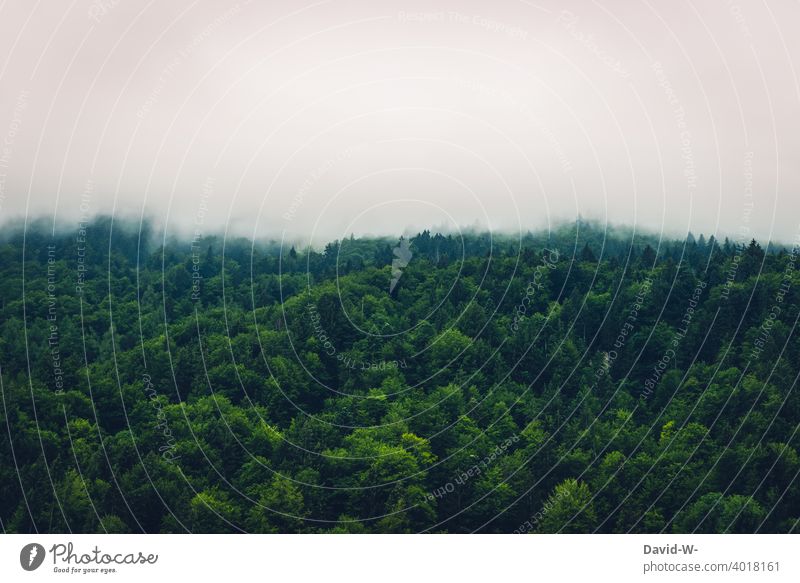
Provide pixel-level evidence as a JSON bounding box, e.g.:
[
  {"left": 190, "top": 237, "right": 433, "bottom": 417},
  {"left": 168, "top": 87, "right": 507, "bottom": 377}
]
[
  {"left": 1, "top": 0, "right": 799, "bottom": 246},
  {"left": 5, "top": 213, "right": 797, "bottom": 255}
]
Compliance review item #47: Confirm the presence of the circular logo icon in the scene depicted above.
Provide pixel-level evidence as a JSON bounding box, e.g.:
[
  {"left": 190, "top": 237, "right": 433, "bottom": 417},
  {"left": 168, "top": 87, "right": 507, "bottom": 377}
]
[{"left": 20, "top": 543, "right": 46, "bottom": 571}]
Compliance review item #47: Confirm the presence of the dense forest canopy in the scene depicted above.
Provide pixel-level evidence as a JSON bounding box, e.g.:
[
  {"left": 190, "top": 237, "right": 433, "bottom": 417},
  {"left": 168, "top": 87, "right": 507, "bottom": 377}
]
[{"left": 1, "top": 217, "right": 799, "bottom": 533}]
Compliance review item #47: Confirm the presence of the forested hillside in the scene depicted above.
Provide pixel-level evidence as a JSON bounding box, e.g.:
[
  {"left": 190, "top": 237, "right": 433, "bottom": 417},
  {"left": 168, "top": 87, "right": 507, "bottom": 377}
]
[{"left": 1, "top": 218, "right": 799, "bottom": 533}]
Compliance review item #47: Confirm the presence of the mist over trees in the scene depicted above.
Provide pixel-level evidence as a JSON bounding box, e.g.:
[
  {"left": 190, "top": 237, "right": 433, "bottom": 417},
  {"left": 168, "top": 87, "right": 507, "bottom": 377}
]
[{"left": 1, "top": 218, "right": 798, "bottom": 533}]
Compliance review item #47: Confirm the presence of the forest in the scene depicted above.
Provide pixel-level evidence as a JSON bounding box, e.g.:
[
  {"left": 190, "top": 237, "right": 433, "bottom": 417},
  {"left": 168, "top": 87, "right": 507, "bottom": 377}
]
[{"left": 1, "top": 217, "right": 799, "bottom": 533}]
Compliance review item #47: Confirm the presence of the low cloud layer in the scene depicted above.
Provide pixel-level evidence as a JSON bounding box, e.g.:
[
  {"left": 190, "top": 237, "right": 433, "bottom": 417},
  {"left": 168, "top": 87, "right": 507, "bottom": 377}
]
[{"left": 1, "top": 0, "right": 798, "bottom": 244}]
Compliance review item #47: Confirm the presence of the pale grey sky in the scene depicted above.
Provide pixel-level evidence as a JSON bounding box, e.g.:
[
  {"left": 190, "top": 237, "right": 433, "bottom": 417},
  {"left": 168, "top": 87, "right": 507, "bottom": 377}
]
[{"left": 0, "top": 0, "right": 798, "bottom": 244}]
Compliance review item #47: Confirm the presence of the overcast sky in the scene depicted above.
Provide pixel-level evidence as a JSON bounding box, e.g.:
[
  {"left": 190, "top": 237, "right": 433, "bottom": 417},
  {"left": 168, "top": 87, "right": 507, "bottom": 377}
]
[{"left": 0, "top": 0, "right": 798, "bottom": 244}]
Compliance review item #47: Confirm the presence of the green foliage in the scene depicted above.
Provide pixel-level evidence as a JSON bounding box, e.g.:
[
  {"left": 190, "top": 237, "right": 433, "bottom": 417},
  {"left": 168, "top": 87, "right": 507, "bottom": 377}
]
[{"left": 1, "top": 219, "right": 798, "bottom": 532}]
